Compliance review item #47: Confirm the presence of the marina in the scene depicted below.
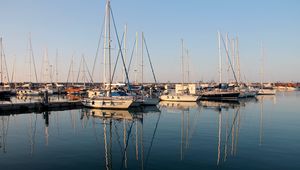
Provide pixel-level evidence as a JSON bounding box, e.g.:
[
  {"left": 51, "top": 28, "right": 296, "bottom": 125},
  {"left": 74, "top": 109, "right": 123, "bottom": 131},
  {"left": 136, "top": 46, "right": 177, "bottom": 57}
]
[{"left": 1, "top": 0, "right": 300, "bottom": 169}]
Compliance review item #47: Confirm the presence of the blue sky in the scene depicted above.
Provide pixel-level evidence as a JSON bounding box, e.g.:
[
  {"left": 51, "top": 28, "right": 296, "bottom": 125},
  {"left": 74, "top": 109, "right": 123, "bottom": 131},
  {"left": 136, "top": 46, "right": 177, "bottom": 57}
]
[{"left": 1, "top": 0, "right": 299, "bottom": 83}]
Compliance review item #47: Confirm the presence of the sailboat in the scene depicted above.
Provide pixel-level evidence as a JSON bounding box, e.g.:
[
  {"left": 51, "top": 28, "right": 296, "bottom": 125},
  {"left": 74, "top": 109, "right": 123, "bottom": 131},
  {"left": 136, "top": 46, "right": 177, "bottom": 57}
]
[
  {"left": 257, "top": 42, "right": 276, "bottom": 95},
  {"left": 81, "top": 0, "right": 134, "bottom": 109},
  {"left": 133, "top": 32, "right": 160, "bottom": 106},
  {"left": 160, "top": 39, "right": 199, "bottom": 102},
  {"left": 0, "top": 37, "right": 11, "bottom": 99},
  {"left": 16, "top": 34, "right": 40, "bottom": 96},
  {"left": 200, "top": 32, "right": 240, "bottom": 101}
]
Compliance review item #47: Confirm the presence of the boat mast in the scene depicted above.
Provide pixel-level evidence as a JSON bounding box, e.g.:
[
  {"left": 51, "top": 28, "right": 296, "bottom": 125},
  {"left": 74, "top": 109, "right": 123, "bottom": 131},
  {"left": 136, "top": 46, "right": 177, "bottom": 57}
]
[
  {"left": 103, "top": 0, "right": 112, "bottom": 96},
  {"left": 141, "top": 32, "right": 144, "bottom": 86},
  {"left": 28, "top": 35, "right": 32, "bottom": 83},
  {"left": 55, "top": 49, "right": 59, "bottom": 83},
  {"left": 218, "top": 31, "right": 222, "bottom": 84},
  {"left": 142, "top": 34, "right": 157, "bottom": 83},
  {"left": 0, "top": 37, "right": 3, "bottom": 84},
  {"left": 236, "top": 37, "right": 241, "bottom": 83},
  {"left": 28, "top": 33, "right": 38, "bottom": 83},
  {"left": 0, "top": 39, "right": 11, "bottom": 85},
  {"left": 123, "top": 24, "right": 127, "bottom": 83},
  {"left": 11, "top": 55, "right": 16, "bottom": 84},
  {"left": 186, "top": 49, "right": 190, "bottom": 83},
  {"left": 103, "top": 1, "right": 108, "bottom": 90},
  {"left": 260, "top": 41, "right": 264, "bottom": 89},
  {"left": 181, "top": 39, "right": 184, "bottom": 89},
  {"left": 231, "top": 38, "right": 235, "bottom": 79},
  {"left": 135, "top": 32, "right": 138, "bottom": 84},
  {"left": 108, "top": 0, "right": 112, "bottom": 96}
]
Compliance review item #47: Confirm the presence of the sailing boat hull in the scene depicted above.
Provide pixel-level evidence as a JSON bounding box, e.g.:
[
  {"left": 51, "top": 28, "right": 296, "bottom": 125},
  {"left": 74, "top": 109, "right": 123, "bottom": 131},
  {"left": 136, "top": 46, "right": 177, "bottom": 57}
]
[
  {"left": 136, "top": 97, "right": 160, "bottom": 106},
  {"left": 0, "top": 89, "right": 11, "bottom": 99},
  {"left": 81, "top": 96, "right": 134, "bottom": 109},
  {"left": 16, "top": 89, "right": 40, "bottom": 96},
  {"left": 257, "top": 89, "right": 276, "bottom": 95},
  {"left": 160, "top": 94, "right": 199, "bottom": 102},
  {"left": 200, "top": 91, "right": 240, "bottom": 101}
]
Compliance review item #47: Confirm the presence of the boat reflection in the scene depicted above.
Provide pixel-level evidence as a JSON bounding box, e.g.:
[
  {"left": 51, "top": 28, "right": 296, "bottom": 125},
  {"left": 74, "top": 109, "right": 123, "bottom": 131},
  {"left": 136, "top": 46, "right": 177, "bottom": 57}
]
[
  {"left": 0, "top": 115, "right": 9, "bottom": 153},
  {"left": 200, "top": 100, "right": 240, "bottom": 111},
  {"left": 83, "top": 108, "right": 142, "bottom": 121},
  {"left": 82, "top": 108, "right": 161, "bottom": 170},
  {"left": 256, "top": 95, "right": 276, "bottom": 104},
  {"left": 215, "top": 105, "right": 242, "bottom": 166},
  {"left": 159, "top": 101, "right": 200, "bottom": 111}
]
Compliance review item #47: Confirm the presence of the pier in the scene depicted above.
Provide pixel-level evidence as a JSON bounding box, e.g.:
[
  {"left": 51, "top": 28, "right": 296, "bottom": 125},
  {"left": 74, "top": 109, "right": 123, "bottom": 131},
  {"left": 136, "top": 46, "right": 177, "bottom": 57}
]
[{"left": 0, "top": 100, "right": 83, "bottom": 113}]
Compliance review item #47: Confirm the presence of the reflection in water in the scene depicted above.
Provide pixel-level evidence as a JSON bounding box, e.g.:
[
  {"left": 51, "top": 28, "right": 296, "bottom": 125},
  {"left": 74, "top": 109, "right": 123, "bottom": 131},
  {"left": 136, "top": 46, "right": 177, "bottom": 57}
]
[
  {"left": 83, "top": 109, "right": 141, "bottom": 170},
  {"left": 43, "top": 112, "right": 49, "bottom": 146},
  {"left": 81, "top": 107, "right": 161, "bottom": 170},
  {"left": 159, "top": 101, "right": 200, "bottom": 111},
  {"left": 257, "top": 95, "right": 276, "bottom": 104},
  {"left": 0, "top": 115, "right": 9, "bottom": 153},
  {"left": 28, "top": 113, "right": 37, "bottom": 156},
  {"left": 200, "top": 100, "right": 240, "bottom": 111},
  {"left": 159, "top": 101, "right": 202, "bottom": 161},
  {"left": 216, "top": 105, "right": 242, "bottom": 166},
  {"left": 2, "top": 92, "right": 299, "bottom": 169},
  {"left": 256, "top": 95, "right": 276, "bottom": 146}
]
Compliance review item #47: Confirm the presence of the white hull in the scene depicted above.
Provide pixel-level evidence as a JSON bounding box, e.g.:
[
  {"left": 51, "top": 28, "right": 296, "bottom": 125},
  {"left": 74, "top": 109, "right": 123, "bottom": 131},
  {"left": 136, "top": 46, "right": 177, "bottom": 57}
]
[
  {"left": 258, "top": 89, "right": 276, "bottom": 95},
  {"left": 81, "top": 96, "right": 134, "bottom": 109},
  {"left": 160, "top": 94, "right": 199, "bottom": 102},
  {"left": 17, "top": 89, "right": 40, "bottom": 96},
  {"left": 239, "top": 90, "right": 257, "bottom": 98},
  {"left": 136, "top": 97, "right": 160, "bottom": 106}
]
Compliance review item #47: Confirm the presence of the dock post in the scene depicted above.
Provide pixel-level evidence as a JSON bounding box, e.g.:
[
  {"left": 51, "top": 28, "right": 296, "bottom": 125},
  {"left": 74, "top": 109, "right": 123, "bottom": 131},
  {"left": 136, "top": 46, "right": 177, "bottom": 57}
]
[{"left": 43, "top": 90, "right": 49, "bottom": 106}]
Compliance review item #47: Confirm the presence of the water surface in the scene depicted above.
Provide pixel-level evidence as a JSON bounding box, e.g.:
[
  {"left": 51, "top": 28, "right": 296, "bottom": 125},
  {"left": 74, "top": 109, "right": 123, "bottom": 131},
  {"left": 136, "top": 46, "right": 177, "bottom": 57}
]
[{"left": 0, "top": 91, "right": 299, "bottom": 170}]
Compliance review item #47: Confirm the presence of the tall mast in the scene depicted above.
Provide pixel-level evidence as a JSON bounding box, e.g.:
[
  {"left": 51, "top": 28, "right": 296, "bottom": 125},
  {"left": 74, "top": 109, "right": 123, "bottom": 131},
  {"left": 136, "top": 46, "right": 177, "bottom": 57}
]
[
  {"left": 103, "top": 0, "right": 108, "bottom": 89},
  {"left": 0, "top": 37, "right": 3, "bottom": 83},
  {"left": 260, "top": 41, "right": 264, "bottom": 89},
  {"left": 28, "top": 33, "right": 38, "bottom": 83},
  {"left": 55, "top": 49, "right": 58, "bottom": 83},
  {"left": 123, "top": 24, "right": 127, "bottom": 82},
  {"left": 107, "top": 0, "right": 112, "bottom": 97},
  {"left": 186, "top": 49, "right": 190, "bottom": 83},
  {"left": 41, "top": 48, "right": 50, "bottom": 83},
  {"left": 28, "top": 34, "right": 32, "bottom": 83},
  {"left": 231, "top": 38, "right": 235, "bottom": 76},
  {"left": 236, "top": 37, "right": 241, "bottom": 83},
  {"left": 135, "top": 32, "right": 138, "bottom": 84},
  {"left": 103, "top": 0, "right": 112, "bottom": 96},
  {"left": 226, "top": 33, "right": 229, "bottom": 83},
  {"left": 141, "top": 32, "right": 144, "bottom": 86},
  {"left": 11, "top": 55, "right": 16, "bottom": 84},
  {"left": 218, "top": 31, "right": 222, "bottom": 84},
  {"left": 71, "top": 55, "right": 74, "bottom": 85},
  {"left": 181, "top": 39, "right": 184, "bottom": 86}
]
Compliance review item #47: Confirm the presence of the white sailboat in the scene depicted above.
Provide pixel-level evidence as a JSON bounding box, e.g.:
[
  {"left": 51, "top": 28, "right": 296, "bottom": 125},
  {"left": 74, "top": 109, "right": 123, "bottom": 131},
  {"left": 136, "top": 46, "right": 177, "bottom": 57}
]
[
  {"left": 135, "top": 32, "right": 160, "bottom": 105},
  {"left": 257, "top": 42, "right": 276, "bottom": 95},
  {"left": 82, "top": 0, "right": 133, "bottom": 109},
  {"left": 0, "top": 37, "right": 11, "bottom": 98},
  {"left": 16, "top": 34, "right": 40, "bottom": 96},
  {"left": 160, "top": 39, "right": 199, "bottom": 102}
]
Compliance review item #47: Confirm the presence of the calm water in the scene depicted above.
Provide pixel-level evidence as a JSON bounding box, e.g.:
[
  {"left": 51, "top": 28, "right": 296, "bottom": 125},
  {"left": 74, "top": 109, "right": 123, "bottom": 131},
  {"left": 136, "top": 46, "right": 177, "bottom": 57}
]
[{"left": 0, "top": 91, "right": 300, "bottom": 170}]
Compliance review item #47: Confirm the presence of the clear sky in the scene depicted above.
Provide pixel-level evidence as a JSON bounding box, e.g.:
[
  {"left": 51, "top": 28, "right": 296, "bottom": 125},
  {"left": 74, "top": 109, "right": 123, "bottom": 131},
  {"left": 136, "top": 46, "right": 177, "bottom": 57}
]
[{"left": 1, "top": 0, "right": 299, "bottom": 83}]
